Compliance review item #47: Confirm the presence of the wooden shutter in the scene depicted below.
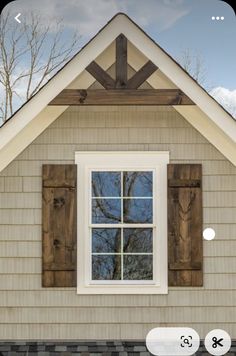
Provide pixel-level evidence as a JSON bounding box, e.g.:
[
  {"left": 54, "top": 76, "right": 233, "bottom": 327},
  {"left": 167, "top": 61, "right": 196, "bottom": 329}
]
[
  {"left": 168, "top": 164, "right": 203, "bottom": 287},
  {"left": 42, "top": 165, "right": 77, "bottom": 287}
]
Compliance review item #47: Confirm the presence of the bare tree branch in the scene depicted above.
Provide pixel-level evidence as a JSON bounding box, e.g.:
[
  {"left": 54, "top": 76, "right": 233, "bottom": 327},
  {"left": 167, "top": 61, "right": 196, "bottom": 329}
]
[
  {"left": 0, "top": 11, "right": 81, "bottom": 123},
  {"left": 178, "top": 48, "right": 213, "bottom": 91}
]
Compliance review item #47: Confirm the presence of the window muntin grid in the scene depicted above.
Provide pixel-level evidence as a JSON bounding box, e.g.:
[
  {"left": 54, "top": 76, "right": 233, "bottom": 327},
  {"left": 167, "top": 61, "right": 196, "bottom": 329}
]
[{"left": 90, "top": 170, "right": 154, "bottom": 281}]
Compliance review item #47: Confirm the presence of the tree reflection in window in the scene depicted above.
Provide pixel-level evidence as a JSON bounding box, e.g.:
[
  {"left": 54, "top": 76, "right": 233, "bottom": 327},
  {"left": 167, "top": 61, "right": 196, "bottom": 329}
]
[
  {"left": 123, "top": 228, "right": 152, "bottom": 253},
  {"left": 123, "top": 171, "right": 152, "bottom": 197},
  {"left": 91, "top": 171, "right": 154, "bottom": 281},
  {"left": 123, "top": 199, "right": 152, "bottom": 223},
  {"left": 123, "top": 255, "right": 153, "bottom": 280},
  {"left": 92, "top": 172, "right": 121, "bottom": 197},
  {"left": 92, "top": 199, "right": 121, "bottom": 223},
  {"left": 92, "top": 255, "right": 121, "bottom": 280},
  {"left": 92, "top": 228, "right": 121, "bottom": 253}
]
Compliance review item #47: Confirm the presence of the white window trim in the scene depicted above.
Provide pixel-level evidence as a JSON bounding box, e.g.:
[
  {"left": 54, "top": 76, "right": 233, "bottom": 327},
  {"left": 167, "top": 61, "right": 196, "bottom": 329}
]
[{"left": 75, "top": 151, "right": 169, "bottom": 294}]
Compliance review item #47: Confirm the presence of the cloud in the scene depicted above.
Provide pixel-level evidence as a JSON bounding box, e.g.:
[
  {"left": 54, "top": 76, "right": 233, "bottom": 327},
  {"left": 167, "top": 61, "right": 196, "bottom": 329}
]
[
  {"left": 5, "top": 0, "right": 190, "bottom": 39},
  {"left": 1, "top": 0, "right": 190, "bottom": 123},
  {"left": 210, "top": 87, "right": 236, "bottom": 118},
  {"left": 124, "top": 0, "right": 189, "bottom": 31}
]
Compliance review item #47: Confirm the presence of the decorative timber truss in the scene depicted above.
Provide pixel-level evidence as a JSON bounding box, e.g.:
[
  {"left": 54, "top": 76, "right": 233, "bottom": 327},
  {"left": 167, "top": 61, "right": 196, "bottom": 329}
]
[{"left": 49, "top": 34, "right": 195, "bottom": 106}]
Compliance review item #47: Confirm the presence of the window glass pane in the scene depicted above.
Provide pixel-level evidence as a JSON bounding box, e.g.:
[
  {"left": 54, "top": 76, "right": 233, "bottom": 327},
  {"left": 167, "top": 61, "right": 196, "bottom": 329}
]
[
  {"left": 92, "top": 228, "right": 121, "bottom": 253},
  {"left": 92, "top": 199, "right": 121, "bottom": 224},
  {"left": 123, "top": 171, "right": 153, "bottom": 197},
  {"left": 123, "top": 255, "right": 153, "bottom": 280},
  {"left": 92, "top": 172, "right": 121, "bottom": 197},
  {"left": 90, "top": 168, "right": 155, "bottom": 282},
  {"left": 123, "top": 228, "right": 152, "bottom": 253},
  {"left": 92, "top": 255, "right": 121, "bottom": 280},
  {"left": 123, "top": 199, "right": 153, "bottom": 223}
]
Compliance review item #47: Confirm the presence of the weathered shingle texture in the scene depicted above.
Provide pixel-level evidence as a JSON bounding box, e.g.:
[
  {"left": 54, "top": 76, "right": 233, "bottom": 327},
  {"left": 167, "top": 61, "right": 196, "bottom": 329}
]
[{"left": 0, "top": 106, "right": 236, "bottom": 340}]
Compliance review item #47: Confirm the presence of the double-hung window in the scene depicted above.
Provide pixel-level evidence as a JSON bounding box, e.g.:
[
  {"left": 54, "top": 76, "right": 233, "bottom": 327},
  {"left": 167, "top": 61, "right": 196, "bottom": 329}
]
[{"left": 76, "top": 152, "right": 169, "bottom": 294}]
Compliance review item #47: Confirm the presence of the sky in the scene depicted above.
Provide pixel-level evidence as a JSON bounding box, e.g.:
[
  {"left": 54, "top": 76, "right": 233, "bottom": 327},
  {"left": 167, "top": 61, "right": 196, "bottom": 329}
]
[{"left": 1, "top": 0, "right": 236, "bottom": 119}]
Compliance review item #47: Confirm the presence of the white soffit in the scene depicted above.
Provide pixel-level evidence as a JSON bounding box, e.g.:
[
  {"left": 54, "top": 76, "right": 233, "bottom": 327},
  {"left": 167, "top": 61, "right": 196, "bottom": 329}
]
[
  {"left": 69, "top": 40, "right": 175, "bottom": 90},
  {"left": 175, "top": 106, "right": 236, "bottom": 165},
  {"left": 68, "top": 42, "right": 116, "bottom": 89},
  {"left": 127, "top": 41, "right": 177, "bottom": 89}
]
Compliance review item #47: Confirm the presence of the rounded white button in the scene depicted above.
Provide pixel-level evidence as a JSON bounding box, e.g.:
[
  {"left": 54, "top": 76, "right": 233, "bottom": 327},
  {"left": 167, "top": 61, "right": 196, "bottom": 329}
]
[
  {"left": 204, "top": 329, "right": 231, "bottom": 355},
  {"left": 203, "top": 227, "right": 215, "bottom": 240},
  {"left": 146, "top": 327, "right": 200, "bottom": 356}
]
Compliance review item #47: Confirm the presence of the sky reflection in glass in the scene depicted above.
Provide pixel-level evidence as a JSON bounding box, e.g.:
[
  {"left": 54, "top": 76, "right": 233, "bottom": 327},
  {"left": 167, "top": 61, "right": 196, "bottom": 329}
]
[
  {"left": 123, "top": 199, "right": 152, "bottom": 223},
  {"left": 92, "top": 172, "right": 121, "bottom": 197},
  {"left": 92, "top": 228, "right": 121, "bottom": 253},
  {"left": 91, "top": 170, "right": 154, "bottom": 281},
  {"left": 123, "top": 171, "right": 153, "bottom": 197},
  {"left": 92, "top": 199, "right": 121, "bottom": 223}
]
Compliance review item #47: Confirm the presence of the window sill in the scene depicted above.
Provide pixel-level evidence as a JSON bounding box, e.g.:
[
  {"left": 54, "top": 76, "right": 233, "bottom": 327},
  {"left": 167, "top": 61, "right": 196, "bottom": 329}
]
[{"left": 77, "top": 284, "right": 168, "bottom": 294}]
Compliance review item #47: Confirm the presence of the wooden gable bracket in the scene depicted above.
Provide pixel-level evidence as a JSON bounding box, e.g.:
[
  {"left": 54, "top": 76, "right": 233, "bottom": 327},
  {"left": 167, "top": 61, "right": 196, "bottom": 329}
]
[
  {"left": 49, "top": 34, "right": 195, "bottom": 106},
  {"left": 86, "top": 34, "right": 158, "bottom": 90}
]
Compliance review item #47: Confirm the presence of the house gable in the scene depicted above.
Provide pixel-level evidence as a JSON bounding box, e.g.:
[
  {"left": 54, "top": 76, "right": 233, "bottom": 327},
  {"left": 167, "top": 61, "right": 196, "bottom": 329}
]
[{"left": 0, "top": 13, "right": 235, "bottom": 172}]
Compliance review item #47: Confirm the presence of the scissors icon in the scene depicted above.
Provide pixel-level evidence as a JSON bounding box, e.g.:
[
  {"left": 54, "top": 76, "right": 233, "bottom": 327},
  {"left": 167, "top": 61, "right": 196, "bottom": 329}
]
[{"left": 212, "top": 337, "right": 224, "bottom": 348}]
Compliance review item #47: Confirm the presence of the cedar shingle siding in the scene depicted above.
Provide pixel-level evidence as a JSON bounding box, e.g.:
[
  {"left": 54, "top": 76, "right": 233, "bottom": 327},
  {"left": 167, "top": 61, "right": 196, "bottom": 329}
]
[{"left": 0, "top": 105, "right": 236, "bottom": 339}]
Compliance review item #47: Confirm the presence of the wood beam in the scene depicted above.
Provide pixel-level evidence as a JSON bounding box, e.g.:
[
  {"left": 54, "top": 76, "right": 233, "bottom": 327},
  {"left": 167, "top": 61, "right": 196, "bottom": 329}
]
[
  {"left": 116, "top": 34, "right": 127, "bottom": 88},
  {"left": 126, "top": 61, "right": 158, "bottom": 89},
  {"left": 86, "top": 61, "right": 115, "bottom": 89},
  {"left": 49, "top": 89, "right": 195, "bottom": 106}
]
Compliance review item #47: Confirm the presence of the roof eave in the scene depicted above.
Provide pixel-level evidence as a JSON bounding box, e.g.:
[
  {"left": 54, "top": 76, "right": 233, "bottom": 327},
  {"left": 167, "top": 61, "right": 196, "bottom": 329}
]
[{"left": 0, "top": 13, "right": 235, "bottom": 172}]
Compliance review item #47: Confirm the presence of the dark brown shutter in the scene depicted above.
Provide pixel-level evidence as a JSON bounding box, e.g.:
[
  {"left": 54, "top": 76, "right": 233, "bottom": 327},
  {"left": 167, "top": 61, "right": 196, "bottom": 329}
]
[
  {"left": 168, "top": 164, "right": 203, "bottom": 287},
  {"left": 42, "top": 165, "right": 77, "bottom": 287}
]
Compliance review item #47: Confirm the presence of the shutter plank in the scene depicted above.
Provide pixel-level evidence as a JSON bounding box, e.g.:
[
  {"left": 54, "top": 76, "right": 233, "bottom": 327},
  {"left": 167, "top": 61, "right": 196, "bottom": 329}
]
[
  {"left": 42, "top": 165, "right": 77, "bottom": 287},
  {"left": 168, "top": 164, "right": 203, "bottom": 287},
  {"left": 43, "top": 164, "right": 76, "bottom": 188},
  {"left": 43, "top": 271, "right": 54, "bottom": 287}
]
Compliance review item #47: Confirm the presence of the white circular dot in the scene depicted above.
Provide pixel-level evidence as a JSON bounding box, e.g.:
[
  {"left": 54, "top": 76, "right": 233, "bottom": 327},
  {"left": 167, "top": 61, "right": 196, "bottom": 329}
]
[
  {"left": 221, "top": 16, "right": 224, "bottom": 20},
  {"left": 203, "top": 228, "right": 216, "bottom": 241},
  {"left": 216, "top": 16, "right": 220, "bottom": 20},
  {"left": 212, "top": 16, "right": 215, "bottom": 20}
]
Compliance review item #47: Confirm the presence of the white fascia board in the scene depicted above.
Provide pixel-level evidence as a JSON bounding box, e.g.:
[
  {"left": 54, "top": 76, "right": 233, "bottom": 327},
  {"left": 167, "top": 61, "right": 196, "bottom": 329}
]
[
  {"left": 1, "top": 13, "right": 235, "bottom": 172},
  {"left": 0, "top": 106, "right": 67, "bottom": 172},
  {"left": 175, "top": 105, "right": 236, "bottom": 166},
  {"left": 0, "top": 19, "right": 122, "bottom": 172},
  {"left": 119, "top": 15, "right": 236, "bottom": 145},
  {"left": 0, "top": 16, "right": 122, "bottom": 152}
]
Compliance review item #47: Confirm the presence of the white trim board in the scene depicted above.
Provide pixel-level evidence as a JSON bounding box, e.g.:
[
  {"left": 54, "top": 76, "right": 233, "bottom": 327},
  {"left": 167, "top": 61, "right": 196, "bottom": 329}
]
[
  {"left": 0, "top": 13, "right": 236, "bottom": 172},
  {"left": 75, "top": 151, "right": 169, "bottom": 294}
]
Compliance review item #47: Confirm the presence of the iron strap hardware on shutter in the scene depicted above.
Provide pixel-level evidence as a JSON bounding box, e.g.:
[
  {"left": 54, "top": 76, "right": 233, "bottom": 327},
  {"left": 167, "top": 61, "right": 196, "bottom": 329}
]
[
  {"left": 42, "top": 165, "right": 77, "bottom": 287},
  {"left": 168, "top": 164, "right": 203, "bottom": 287}
]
